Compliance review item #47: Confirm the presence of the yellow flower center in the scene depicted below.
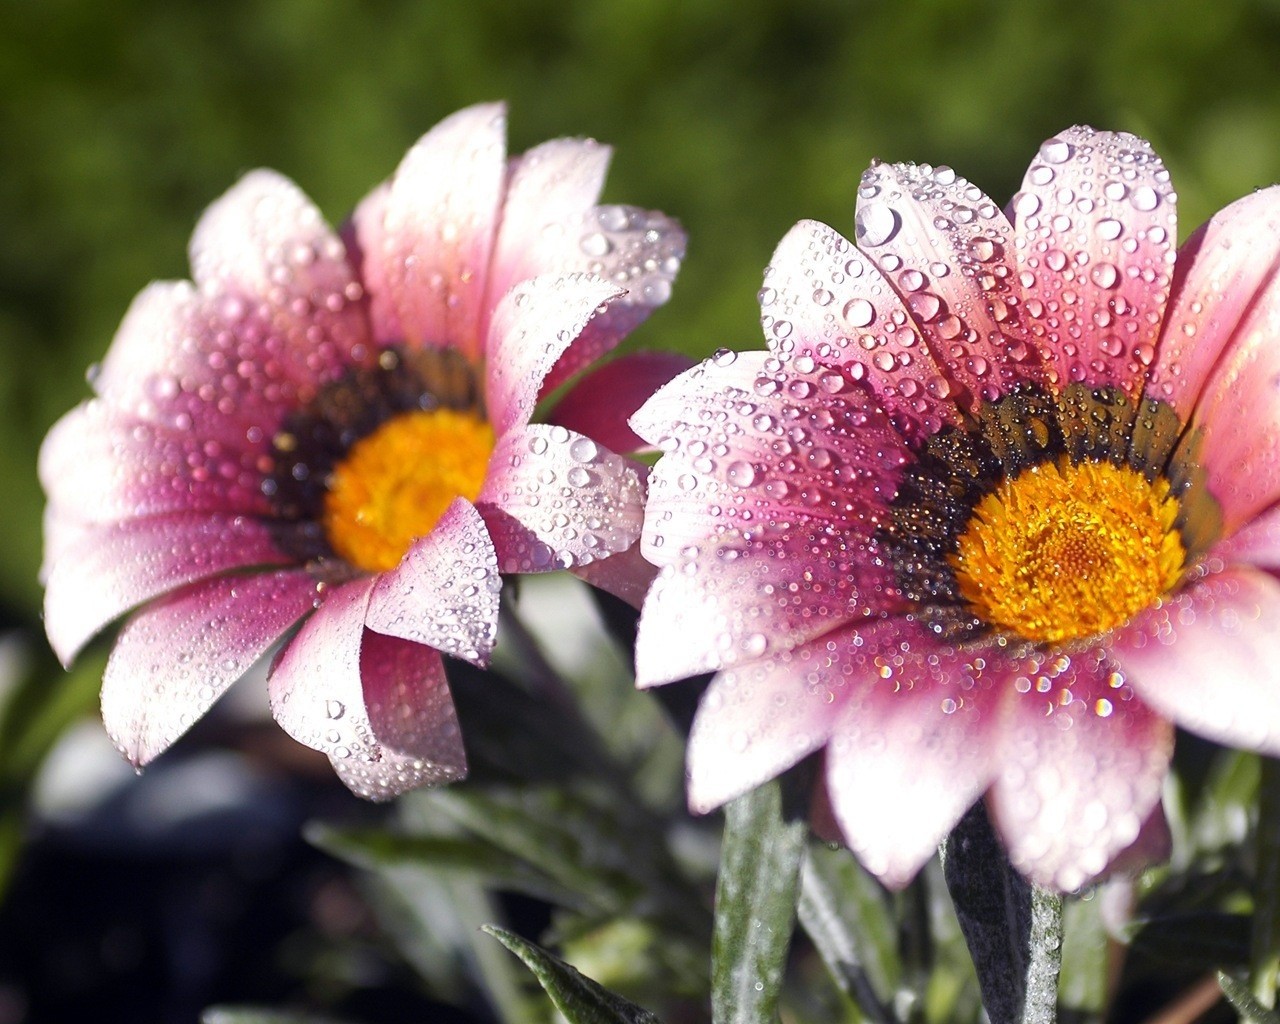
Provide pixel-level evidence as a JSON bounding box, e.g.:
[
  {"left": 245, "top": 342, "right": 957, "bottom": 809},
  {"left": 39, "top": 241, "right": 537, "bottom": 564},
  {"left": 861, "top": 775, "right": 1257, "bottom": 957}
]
[
  {"left": 949, "top": 457, "right": 1186, "bottom": 644},
  {"left": 323, "top": 408, "right": 495, "bottom": 573}
]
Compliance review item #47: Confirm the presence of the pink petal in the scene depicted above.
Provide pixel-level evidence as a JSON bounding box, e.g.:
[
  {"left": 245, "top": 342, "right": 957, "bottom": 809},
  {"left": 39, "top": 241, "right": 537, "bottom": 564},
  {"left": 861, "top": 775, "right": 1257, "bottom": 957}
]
[
  {"left": 40, "top": 401, "right": 272, "bottom": 526},
  {"left": 684, "top": 624, "right": 870, "bottom": 813},
  {"left": 1010, "top": 127, "right": 1177, "bottom": 395},
  {"left": 326, "top": 629, "right": 467, "bottom": 801},
  {"left": 345, "top": 182, "right": 403, "bottom": 345},
  {"left": 1214, "top": 502, "right": 1280, "bottom": 568},
  {"left": 824, "top": 623, "right": 1003, "bottom": 889},
  {"left": 1147, "top": 186, "right": 1280, "bottom": 418},
  {"left": 484, "top": 274, "right": 625, "bottom": 435},
  {"left": 853, "top": 164, "right": 1045, "bottom": 409},
  {"left": 549, "top": 350, "right": 695, "bottom": 455},
  {"left": 761, "top": 219, "right": 964, "bottom": 442},
  {"left": 101, "top": 569, "right": 319, "bottom": 766},
  {"left": 43, "top": 513, "right": 293, "bottom": 666},
  {"left": 485, "top": 136, "right": 612, "bottom": 324},
  {"left": 1174, "top": 257, "right": 1280, "bottom": 532},
  {"left": 476, "top": 424, "right": 645, "bottom": 573},
  {"left": 987, "top": 647, "right": 1172, "bottom": 891},
  {"left": 366, "top": 103, "right": 507, "bottom": 361},
  {"left": 1111, "top": 565, "right": 1280, "bottom": 756},
  {"left": 366, "top": 498, "right": 500, "bottom": 667},
  {"left": 571, "top": 540, "right": 657, "bottom": 609}
]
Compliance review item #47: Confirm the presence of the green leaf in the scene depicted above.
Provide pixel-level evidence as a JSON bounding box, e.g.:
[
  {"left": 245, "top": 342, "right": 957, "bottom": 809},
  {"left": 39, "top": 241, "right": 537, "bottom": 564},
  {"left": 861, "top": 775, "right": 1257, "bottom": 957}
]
[
  {"left": 797, "top": 844, "right": 898, "bottom": 1023},
  {"left": 1220, "top": 972, "right": 1280, "bottom": 1024},
  {"left": 483, "top": 924, "right": 664, "bottom": 1024},
  {"left": 200, "top": 1008, "right": 354, "bottom": 1024},
  {"left": 940, "top": 804, "right": 1062, "bottom": 1024},
  {"left": 712, "top": 773, "right": 809, "bottom": 1024},
  {"left": 1252, "top": 756, "right": 1280, "bottom": 1006},
  {"left": 1057, "top": 894, "right": 1109, "bottom": 1018}
]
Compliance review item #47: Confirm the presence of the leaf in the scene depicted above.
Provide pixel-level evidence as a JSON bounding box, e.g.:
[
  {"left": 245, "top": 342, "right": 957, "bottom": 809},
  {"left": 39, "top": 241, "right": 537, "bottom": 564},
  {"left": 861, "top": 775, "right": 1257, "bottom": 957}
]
[
  {"left": 940, "top": 803, "right": 1062, "bottom": 1024},
  {"left": 1057, "top": 894, "right": 1109, "bottom": 1017},
  {"left": 797, "top": 844, "right": 898, "bottom": 1023},
  {"left": 712, "top": 772, "right": 809, "bottom": 1024},
  {"left": 1252, "top": 756, "right": 1280, "bottom": 1005},
  {"left": 1220, "top": 972, "right": 1280, "bottom": 1024},
  {"left": 483, "top": 925, "right": 664, "bottom": 1024},
  {"left": 200, "top": 1008, "right": 354, "bottom": 1024}
]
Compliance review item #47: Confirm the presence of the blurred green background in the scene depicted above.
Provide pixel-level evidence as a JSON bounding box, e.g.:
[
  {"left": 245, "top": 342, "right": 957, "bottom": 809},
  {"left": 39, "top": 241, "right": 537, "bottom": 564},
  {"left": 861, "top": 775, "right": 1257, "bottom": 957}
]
[{"left": 4, "top": 0, "right": 1280, "bottom": 625}]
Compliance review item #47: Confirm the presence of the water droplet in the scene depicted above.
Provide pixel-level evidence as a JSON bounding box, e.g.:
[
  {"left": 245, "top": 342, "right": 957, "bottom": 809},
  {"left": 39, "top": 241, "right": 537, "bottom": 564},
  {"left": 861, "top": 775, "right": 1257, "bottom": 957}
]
[
  {"left": 726, "top": 461, "right": 757, "bottom": 488},
  {"left": 1039, "top": 137, "right": 1073, "bottom": 164},
  {"left": 843, "top": 298, "right": 875, "bottom": 328},
  {"left": 856, "top": 204, "right": 901, "bottom": 247},
  {"left": 1131, "top": 186, "right": 1159, "bottom": 211}
]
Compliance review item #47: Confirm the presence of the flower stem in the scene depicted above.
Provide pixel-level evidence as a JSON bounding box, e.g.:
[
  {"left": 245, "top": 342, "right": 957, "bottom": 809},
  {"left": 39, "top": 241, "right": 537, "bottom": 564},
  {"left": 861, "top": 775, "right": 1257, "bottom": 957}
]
[
  {"left": 1251, "top": 755, "right": 1280, "bottom": 1007},
  {"left": 941, "top": 802, "right": 1062, "bottom": 1024}
]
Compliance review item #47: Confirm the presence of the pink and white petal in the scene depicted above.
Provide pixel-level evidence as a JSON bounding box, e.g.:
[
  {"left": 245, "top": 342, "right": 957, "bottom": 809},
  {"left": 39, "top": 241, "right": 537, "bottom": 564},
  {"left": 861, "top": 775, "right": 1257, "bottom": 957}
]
[
  {"left": 484, "top": 274, "right": 625, "bottom": 435},
  {"left": 366, "top": 498, "right": 500, "bottom": 667},
  {"left": 549, "top": 350, "right": 694, "bottom": 455},
  {"left": 761, "top": 219, "right": 964, "bottom": 442},
  {"left": 345, "top": 182, "right": 403, "bottom": 346},
  {"left": 476, "top": 424, "right": 645, "bottom": 573},
  {"left": 375, "top": 103, "right": 507, "bottom": 361},
  {"left": 44, "top": 513, "right": 293, "bottom": 666},
  {"left": 187, "top": 170, "right": 369, "bottom": 384},
  {"left": 537, "top": 205, "right": 687, "bottom": 395},
  {"left": 327, "top": 629, "right": 467, "bottom": 801},
  {"left": 685, "top": 623, "right": 877, "bottom": 813},
  {"left": 1147, "top": 186, "right": 1280, "bottom": 417},
  {"left": 485, "top": 137, "right": 612, "bottom": 322},
  {"left": 571, "top": 539, "right": 657, "bottom": 609},
  {"left": 1175, "top": 270, "right": 1280, "bottom": 532},
  {"left": 825, "top": 624, "right": 1003, "bottom": 889},
  {"left": 988, "top": 647, "right": 1173, "bottom": 891},
  {"left": 1214, "top": 502, "right": 1280, "bottom": 569},
  {"left": 1111, "top": 565, "right": 1280, "bottom": 756},
  {"left": 1010, "top": 127, "right": 1177, "bottom": 395},
  {"left": 855, "top": 164, "right": 1044, "bottom": 409},
  {"left": 40, "top": 401, "right": 272, "bottom": 525},
  {"left": 101, "top": 569, "right": 318, "bottom": 766}
]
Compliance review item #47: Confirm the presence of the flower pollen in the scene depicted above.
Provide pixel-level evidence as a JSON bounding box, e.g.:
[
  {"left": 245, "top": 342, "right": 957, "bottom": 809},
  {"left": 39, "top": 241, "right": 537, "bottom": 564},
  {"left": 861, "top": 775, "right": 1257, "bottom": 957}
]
[
  {"left": 949, "top": 458, "right": 1185, "bottom": 644},
  {"left": 323, "top": 408, "right": 495, "bottom": 572}
]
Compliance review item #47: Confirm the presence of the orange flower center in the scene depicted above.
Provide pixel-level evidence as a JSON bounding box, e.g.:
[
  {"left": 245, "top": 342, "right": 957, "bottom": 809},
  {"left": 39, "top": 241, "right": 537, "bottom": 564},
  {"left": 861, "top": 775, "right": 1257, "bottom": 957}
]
[
  {"left": 323, "top": 408, "right": 495, "bottom": 573},
  {"left": 949, "top": 457, "right": 1186, "bottom": 644}
]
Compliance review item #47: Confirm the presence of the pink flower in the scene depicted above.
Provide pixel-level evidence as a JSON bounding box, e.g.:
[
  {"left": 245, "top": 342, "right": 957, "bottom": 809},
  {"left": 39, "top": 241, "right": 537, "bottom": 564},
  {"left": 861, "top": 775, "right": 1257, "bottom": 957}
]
[
  {"left": 632, "top": 125, "right": 1280, "bottom": 890},
  {"left": 41, "top": 103, "right": 686, "bottom": 799}
]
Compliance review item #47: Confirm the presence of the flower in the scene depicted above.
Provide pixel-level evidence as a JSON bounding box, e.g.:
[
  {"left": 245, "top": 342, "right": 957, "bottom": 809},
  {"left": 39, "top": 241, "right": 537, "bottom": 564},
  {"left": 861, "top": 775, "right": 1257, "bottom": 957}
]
[
  {"left": 41, "top": 103, "right": 686, "bottom": 799},
  {"left": 632, "top": 125, "right": 1280, "bottom": 890}
]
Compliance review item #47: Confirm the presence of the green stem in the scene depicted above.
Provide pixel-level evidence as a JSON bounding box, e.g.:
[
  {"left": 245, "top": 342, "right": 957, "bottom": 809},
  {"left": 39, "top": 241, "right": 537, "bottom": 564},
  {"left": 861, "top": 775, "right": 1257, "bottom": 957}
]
[{"left": 1252, "top": 756, "right": 1280, "bottom": 1007}]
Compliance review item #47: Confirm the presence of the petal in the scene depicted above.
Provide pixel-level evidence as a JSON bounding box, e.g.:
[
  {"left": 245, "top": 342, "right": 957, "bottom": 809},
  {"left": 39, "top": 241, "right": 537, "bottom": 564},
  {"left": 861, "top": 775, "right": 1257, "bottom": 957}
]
[
  {"left": 345, "top": 182, "right": 403, "bottom": 345},
  {"left": 824, "top": 624, "right": 1003, "bottom": 889},
  {"left": 366, "top": 498, "right": 500, "bottom": 667},
  {"left": 1111, "top": 565, "right": 1280, "bottom": 755},
  {"left": 549, "top": 350, "right": 695, "bottom": 455},
  {"left": 327, "top": 629, "right": 467, "bottom": 801},
  {"left": 854, "top": 164, "right": 1044, "bottom": 410},
  {"left": 484, "top": 274, "right": 625, "bottom": 435},
  {"left": 367, "top": 102, "right": 507, "bottom": 361},
  {"left": 761, "top": 219, "right": 963, "bottom": 442},
  {"left": 101, "top": 569, "right": 318, "bottom": 766},
  {"left": 1010, "top": 127, "right": 1177, "bottom": 395},
  {"left": 1147, "top": 186, "right": 1280, "bottom": 418},
  {"left": 1214, "top": 502, "right": 1280, "bottom": 569},
  {"left": 476, "top": 424, "right": 645, "bottom": 573},
  {"left": 1175, "top": 257, "right": 1280, "bottom": 532},
  {"left": 571, "top": 539, "right": 657, "bottom": 609},
  {"left": 43, "top": 513, "right": 293, "bottom": 666},
  {"left": 987, "top": 647, "right": 1172, "bottom": 891},
  {"left": 40, "top": 400, "right": 272, "bottom": 526},
  {"left": 684, "top": 625, "right": 870, "bottom": 813}
]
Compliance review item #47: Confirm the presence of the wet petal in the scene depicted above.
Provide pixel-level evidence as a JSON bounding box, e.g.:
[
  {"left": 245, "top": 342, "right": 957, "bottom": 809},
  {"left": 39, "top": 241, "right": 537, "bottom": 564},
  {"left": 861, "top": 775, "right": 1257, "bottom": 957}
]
[
  {"left": 825, "top": 624, "right": 1002, "bottom": 889},
  {"left": 855, "top": 163, "right": 1043, "bottom": 409},
  {"left": 1112, "top": 565, "right": 1280, "bottom": 756},
  {"left": 327, "top": 629, "right": 467, "bottom": 801},
  {"left": 345, "top": 182, "right": 402, "bottom": 345},
  {"left": 570, "top": 539, "right": 657, "bottom": 609},
  {"left": 988, "top": 648, "right": 1172, "bottom": 891},
  {"left": 484, "top": 274, "right": 625, "bottom": 435},
  {"left": 1214, "top": 502, "right": 1280, "bottom": 569},
  {"left": 1147, "top": 186, "right": 1280, "bottom": 417},
  {"left": 365, "top": 103, "right": 507, "bottom": 361},
  {"left": 549, "top": 350, "right": 694, "bottom": 455},
  {"left": 762, "top": 219, "right": 963, "bottom": 442},
  {"left": 43, "top": 513, "right": 292, "bottom": 666},
  {"left": 1010, "top": 127, "right": 1177, "bottom": 395},
  {"left": 366, "top": 498, "right": 500, "bottom": 667},
  {"left": 476, "top": 424, "right": 645, "bottom": 573},
  {"left": 101, "top": 569, "right": 318, "bottom": 766},
  {"left": 40, "top": 400, "right": 272, "bottom": 526}
]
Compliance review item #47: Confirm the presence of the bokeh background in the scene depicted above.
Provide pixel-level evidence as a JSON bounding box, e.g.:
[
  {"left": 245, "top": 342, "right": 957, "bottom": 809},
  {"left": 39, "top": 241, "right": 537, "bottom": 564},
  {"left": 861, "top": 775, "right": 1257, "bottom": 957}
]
[{"left": 4, "top": 0, "right": 1280, "bottom": 1020}]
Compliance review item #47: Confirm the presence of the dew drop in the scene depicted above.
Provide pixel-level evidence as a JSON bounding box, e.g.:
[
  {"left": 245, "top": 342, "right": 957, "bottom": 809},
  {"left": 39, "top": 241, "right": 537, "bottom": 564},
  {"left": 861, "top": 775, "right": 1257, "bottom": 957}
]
[
  {"left": 843, "top": 298, "right": 875, "bottom": 328},
  {"left": 855, "top": 204, "right": 901, "bottom": 247}
]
